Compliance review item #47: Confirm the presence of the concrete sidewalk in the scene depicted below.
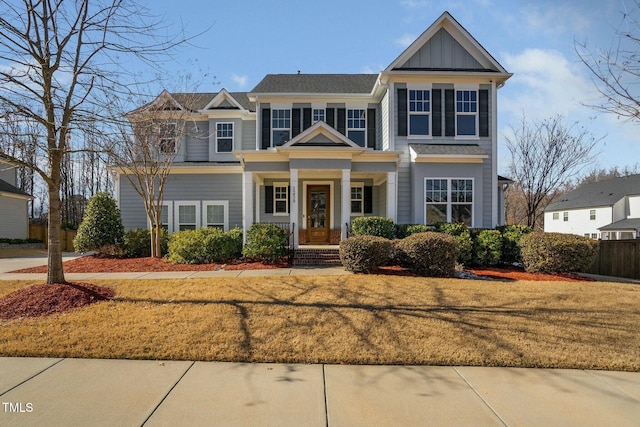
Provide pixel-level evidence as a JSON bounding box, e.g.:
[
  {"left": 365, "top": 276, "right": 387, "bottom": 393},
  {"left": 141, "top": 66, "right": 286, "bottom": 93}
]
[{"left": 1, "top": 358, "right": 639, "bottom": 426}]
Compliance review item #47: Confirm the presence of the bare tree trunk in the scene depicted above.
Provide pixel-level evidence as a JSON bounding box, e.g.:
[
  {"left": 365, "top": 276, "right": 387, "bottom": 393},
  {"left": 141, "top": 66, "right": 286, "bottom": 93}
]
[{"left": 47, "top": 168, "right": 66, "bottom": 284}]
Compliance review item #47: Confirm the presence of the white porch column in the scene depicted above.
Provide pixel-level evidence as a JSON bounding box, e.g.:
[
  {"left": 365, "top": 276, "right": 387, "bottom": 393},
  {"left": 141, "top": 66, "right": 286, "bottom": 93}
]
[
  {"left": 386, "top": 171, "right": 397, "bottom": 222},
  {"left": 341, "top": 169, "right": 351, "bottom": 240},
  {"left": 290, "top": 168, "right": 299, "bottom": 248},
  {"left": 242, "top": 171, "right": 254, "bottom": 244}
]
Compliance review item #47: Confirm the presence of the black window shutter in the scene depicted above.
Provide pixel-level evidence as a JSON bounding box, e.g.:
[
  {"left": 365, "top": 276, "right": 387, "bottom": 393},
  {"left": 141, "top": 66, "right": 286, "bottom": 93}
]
[
  {"left": 337, "top": 108, "right": 346, "bottom": 135},
  {"left": 303, "top": 108, "right": 312, "bottom": 130},
  {"left": 367, "top": 108, "right": 376, "bottom": 149},
  {"left": 397, "top": 88, "right": 407, "bottom": 136},
  {"left": 292, "top": 108, "right": 301, "bottom": 137},
  {"left": 444, "top": 89, "right": 455, "bottom": 137},
  {"left": 261, "top": 108, "right": 271, "bottom": 149},
  {"left": 326, "top": 108, "right": 335, "bottom": 128},
  {"left": 265, "top": 186, "right": 273, "bottom": 214},
  {"left": 479, "top": 89, "right": 489, "bottom": 137},
  {"left": 364, "top": 186, "right": 373, "bottom": 214},
  {"left": 432, "top": 89, "right": 442, "bottom": 137}
]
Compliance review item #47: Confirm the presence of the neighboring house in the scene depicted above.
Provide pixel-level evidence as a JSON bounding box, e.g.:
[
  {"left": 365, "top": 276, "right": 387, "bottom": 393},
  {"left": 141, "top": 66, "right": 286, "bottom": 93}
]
[
  {"left": 544, "top": 174, "right": 640, "bottom": 240},
  {"left": 116, "top": 11, "right": 512, "bottom": 247},
  {"left": 0, "top": 160, "right": 31, "bottom": 239}
]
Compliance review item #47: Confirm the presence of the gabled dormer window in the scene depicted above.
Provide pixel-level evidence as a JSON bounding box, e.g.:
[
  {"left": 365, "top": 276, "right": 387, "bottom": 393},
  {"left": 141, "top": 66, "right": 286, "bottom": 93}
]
[
  {"left": 409, "top": 89, "right": 430, "bottom": 136},
  {"left": 272, "top": 109, "right": 291, "bottom": 146}
]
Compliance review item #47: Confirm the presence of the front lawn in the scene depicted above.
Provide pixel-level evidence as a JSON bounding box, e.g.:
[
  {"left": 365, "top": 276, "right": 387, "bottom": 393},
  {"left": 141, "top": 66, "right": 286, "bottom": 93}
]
[{"left": 1, "top": 276, "right": 639, "bottom": 371}]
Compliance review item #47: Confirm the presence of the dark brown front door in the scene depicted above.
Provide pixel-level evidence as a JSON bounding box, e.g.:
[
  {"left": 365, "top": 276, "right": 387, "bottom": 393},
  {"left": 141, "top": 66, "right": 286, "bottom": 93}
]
[{"left": 307, "top": 185, "right": 330, "bottom": 243}]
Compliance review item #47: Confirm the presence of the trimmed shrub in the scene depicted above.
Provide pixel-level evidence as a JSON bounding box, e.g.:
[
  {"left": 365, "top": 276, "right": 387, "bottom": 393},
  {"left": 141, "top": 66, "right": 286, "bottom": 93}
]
[
  {"left": 242, "top": 223, "right": 288, "bottom": 262},
  {"left": 202, "top": 227, "right": 243, "bottom": 262},
  {"left": 473, "top": 229, "right": 502, "bottom": 267},
  {"left": 520, "top": 232, "right": 598, "bottom": 273},
  {"left": 350, "top": 216, "right": 395, "bottom": 239},
  {"left": 339, "top": 235, "right": 392, "bottom": 273},
  {"left": 124, "top": 228, "right": 169, "bottom": 258},
  {"left": 435, "top": 222, "right": 473, "bottom": 266},
  {"left": 395, "top": 224, "right": 433, "bottom": 239},
  {"left": 74, "top": 192, "right": 125, "bottom": 253},
  {"left": 167, "top": 229, "right": 207, "bottom": 264},
  {"left": 497, "top": 224, "right": 532, "bottom": 264},
  {"left": 396, "top": 232, "right": 458, "bottom": 277}
]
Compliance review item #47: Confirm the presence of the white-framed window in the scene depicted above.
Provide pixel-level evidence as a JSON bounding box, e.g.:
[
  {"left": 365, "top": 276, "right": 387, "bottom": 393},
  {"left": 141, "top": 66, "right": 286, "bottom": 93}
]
[
  {"left": 347, "top": 109, "right": 366, "bottom": 147},
  {"left": 152, "top": 201, "right": 173, "bottom": 233},
  {"left": 456, "top": 89, "right": 478, "bottom": 137},
  {"left": 216, "top": 122, "right": 233, "bottom": 153},
  {"left": 312, "top": 108, "right": 325, "bottom": 124},
  {"left": 590, "top": 209, "right": 596, "bottom": 220},
  {"left": 159, "top": 122, "right": 177, "bottom": 153},
  {"left": 408, "top": 89, "right": 430, "bottom": 136},
  {"left": 563, "top": 212, "right": 569, "bottom": 222},
  {"left": 175, "top": 201, "right": 200, "bottom": 231},
  {"left": 203, "top": 201, "right": 229, "bottom": 231},
  {"left": 274, "top": 182, "right": 288, "bottom": 215},
  {"left": 425, "top": 178, "right": 473, "bottom": 226},
  {"left": 553, "top": 212, "right": 559, "bottom": 220},
  {"left": 350, "top": 184, "right": 364, "bottom": 215},
  {"left": 591, "top": 233, "right": 598, "bottom": 239},
  {"left": 272, "top": 109, "right": 291, "bottom": 146}
]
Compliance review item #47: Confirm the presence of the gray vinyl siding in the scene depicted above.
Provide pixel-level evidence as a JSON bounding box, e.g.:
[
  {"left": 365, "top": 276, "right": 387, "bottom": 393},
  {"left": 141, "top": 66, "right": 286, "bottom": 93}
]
[
  {"left": 185, "top": 121, "right": 209, "bottom": 162},
  {"left": 0, "top": 166, "right": 16, "bottom": 186},
  {"left": 118, "top": 173, "right": 243, "bottom": 231},
  {"left": 208, "top": 118, "right": 241, "bottom": 162},
  {"left": 377, "top": 182, "right": 387, "bottom": 218},
  {"left": 0, "top": 195, "right": 28, "bottom": 238},
  {"left": 242, "top": 119, "right": 256, "bottom": 150},
  {"left": 399, "top": 28, "right": 483, "bottom": 70}
]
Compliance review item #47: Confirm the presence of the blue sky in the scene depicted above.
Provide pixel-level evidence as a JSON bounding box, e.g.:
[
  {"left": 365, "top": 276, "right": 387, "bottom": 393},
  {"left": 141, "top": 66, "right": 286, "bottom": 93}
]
[{"left": 152, "top": 0, "right": 638, "bottom": 175}]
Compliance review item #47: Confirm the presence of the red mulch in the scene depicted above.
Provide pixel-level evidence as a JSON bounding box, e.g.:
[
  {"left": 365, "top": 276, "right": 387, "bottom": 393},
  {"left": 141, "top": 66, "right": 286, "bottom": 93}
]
[
  {"left": 13, "top": 255, "right": 290, "bottom": 274},
  {"left": 0, "top": 282, "right": 115, "bottom": 320},
  {"left": 468, "top": 266, "right": 595, "bottom": 282}
]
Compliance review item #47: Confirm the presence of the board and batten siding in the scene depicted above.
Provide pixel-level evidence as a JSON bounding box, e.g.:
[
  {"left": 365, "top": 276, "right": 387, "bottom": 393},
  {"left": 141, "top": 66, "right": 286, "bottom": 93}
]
[
  {"left": 118, "top": 173, "right": 243, "bottom": 231},
  {"left": 399, "top": 28, "right": 483, "bottom": 70},
  {"left": 0, "top": 195, "right": 28, "bottom": 239}
]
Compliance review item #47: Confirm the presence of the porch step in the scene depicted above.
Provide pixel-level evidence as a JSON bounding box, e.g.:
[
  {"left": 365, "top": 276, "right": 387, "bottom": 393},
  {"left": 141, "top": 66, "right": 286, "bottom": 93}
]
[{"left": 293, "top": 248, "right": 342, "bottom": 267}]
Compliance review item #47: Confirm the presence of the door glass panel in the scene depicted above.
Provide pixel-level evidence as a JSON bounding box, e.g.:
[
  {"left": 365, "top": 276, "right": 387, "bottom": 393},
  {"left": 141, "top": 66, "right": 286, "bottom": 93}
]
[{"left": 310, "top": 190, "right": 326, "bottom": 228}]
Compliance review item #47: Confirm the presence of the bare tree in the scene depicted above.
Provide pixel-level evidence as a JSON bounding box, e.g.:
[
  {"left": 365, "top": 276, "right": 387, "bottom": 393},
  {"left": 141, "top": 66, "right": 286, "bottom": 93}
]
[
  {"left": 505, "top": 115, "right": 599, "bottom": 230},
  {"left": 111, "top": 90, "right": 206, "bottom": 257},
  {"left": 0, "top": 0, "right": 193, "bottom": 284},
  {"left": 576, "top": 1, "right": 640, "bottom": 122}
]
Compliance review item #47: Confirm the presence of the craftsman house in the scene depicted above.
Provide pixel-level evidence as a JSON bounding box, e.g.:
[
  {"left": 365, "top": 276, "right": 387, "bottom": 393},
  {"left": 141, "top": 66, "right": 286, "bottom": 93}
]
[
  {"left": 544, "top": 174, "right": 640, "bottom": 240},
  {"left": 116, "top": 11, "right": 512, "bottom": 248}
]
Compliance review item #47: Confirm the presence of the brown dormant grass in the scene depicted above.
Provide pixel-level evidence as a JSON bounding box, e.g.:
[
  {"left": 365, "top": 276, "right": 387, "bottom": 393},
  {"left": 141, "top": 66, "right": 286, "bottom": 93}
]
[{"left": 1, "top": 275, "right": 639, "bottom": 371}]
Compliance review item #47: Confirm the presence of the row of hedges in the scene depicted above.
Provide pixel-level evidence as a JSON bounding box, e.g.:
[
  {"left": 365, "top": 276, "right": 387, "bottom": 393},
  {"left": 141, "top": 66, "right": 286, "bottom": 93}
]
[
  {"left": 350, "top": 216, "right": 532, "bottom": 267},
  {"left": 339, "top": 232, "right": 459, "bottom": 277}
]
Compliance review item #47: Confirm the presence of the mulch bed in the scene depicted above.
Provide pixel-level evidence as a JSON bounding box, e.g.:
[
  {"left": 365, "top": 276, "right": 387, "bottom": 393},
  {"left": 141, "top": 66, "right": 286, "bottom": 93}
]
[
  {"left": 468, "top": 266, "right": 595, "bottom": 282},
  {"left": 13, "top": 255, "right": 290, "bottom": 274},
  {"left": 0, "top": 282, "right": 115, "bottom": 320}
]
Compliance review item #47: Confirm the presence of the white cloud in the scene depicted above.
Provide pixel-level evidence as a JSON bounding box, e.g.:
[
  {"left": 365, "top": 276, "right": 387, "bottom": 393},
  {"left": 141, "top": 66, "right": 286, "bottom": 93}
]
[
  {"left": 395, "top": 33, "right": 416, "bottom": 48},
  {"left": 519, "top": 4, "right": 591, "bottom": 38},
  {"left": 399, "top": 0, "right": 428, "bottom": 9},
  {"left": 230, "top": 73, "right": 248, "bottom": 89}
]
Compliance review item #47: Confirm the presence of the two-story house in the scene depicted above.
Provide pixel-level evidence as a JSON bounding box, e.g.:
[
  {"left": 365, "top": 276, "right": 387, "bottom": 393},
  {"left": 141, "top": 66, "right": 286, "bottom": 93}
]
[
  {"left": 116, "top": 11, "right": 512, "bottom": 248},
  {"left": 0, "top": 160, "right": 31, "bottom": 239},
  {"left": 544, "top": 174, "right": 640, "bottom": 240}
]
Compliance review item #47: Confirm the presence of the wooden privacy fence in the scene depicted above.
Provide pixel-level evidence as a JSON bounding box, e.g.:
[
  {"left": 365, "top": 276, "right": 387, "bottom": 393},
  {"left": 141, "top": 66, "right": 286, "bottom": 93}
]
[
  {"left": 29, "top": 224, "right": 77, "bottom": 252},
  {"left": 591, "top": 239, "right": 640, "bottom": 280}
]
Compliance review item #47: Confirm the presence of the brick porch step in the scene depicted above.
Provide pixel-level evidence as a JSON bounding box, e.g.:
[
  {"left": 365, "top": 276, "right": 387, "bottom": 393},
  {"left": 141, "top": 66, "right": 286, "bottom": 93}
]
[{"left": 293, "top": 247, "right": 342, "bottom": 267}]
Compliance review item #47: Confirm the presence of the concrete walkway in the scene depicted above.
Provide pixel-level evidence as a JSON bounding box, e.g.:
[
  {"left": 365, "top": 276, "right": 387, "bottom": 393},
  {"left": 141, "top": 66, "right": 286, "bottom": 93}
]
[{"left": 1, "top": 357, "right": 639, "bottom": 426}]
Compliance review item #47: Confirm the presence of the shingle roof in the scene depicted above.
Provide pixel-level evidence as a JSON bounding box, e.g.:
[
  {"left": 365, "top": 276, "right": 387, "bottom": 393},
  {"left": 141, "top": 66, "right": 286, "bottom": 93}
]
[
  {"left": 545, "top": 174, "right": 640, "bottom": 212},
  {"left": 409, "top": 143, "right": 487, "bottom": 156},
  {"left": 250, "top": 74, "right": 378, "bottom": 94},
  {"left": 171, "top": 92, "right": 254, "bottom": 112},
  {"left": 599, "top": 218, "right": 640, "bottom": 231},
  {"left": 0, "top": 178, "right": 30, "bottom": 197}
]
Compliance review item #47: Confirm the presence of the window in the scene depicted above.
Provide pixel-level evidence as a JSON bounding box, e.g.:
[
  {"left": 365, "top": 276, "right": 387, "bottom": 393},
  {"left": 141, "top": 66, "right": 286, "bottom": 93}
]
[
  {"left": 272, "top": 109, "right": 291, "bottom": 146},
  {"left": 154, "top": 201, "right": 173, "bottom": 233},
  {"left": 409, "top": 89, "right": 430, "bottom": 136},
  {"left": 563, "top": 212, "right": 569, "bottom": 222},
  {"left": 553, "top": 212, "right": 559, "bottom": 220},
  {"left": 159, "top": 123, "right": 177, "bottom": 153},
  {"left": 274, "top": 183, "right": 288, "bottom": 215},
  {"left": 203, "top": 201, "right": 228, "bottom": 230},
  {"left": 591, "top": 233, "right": 598, "bottom": 239},
  {"left": 347, "top": 109, "right": 366, "bottom": 147},
  {"left": 175, "top": 202, "right": 200, "bottom": 231},
  {"left": 425, "top": 178, "right": 473, "bottom": 226},
  {"left": 456, "top": 90, "right": 477, "bottom": 136},
  {"left": 590, "top": 209, "right": 596, "bottom": 220},
  {"left": 216, "top": 122, "right": 233, "bottom": 152},
  {"left": 351, "top": 185, "right": 364, "bottom": 215},
  {"left": 312, "top": 108, "right": 325, "bottom": 124}
]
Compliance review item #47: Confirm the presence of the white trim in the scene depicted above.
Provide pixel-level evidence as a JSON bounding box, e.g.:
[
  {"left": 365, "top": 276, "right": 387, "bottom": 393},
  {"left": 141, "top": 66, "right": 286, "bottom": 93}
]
[
  {"left": 202, "top": 89, "right": 247, "bottom": 111},
  {"left": 215, "top": 122, "right": 234, "bottom": 153},
  {"left": 424, "top": 177, "right": 475, "bottom": 227},
  {"left": 273, "top": 181, "right": 289, "bottom": 216},
  {"left": 153, "top": 200, "right": 174, "bottom": 233},
  {"left": 174, "top": 201, "right": 201, "bottom": 231},
  {"left": 302, "top": 181, "right": 335, "bottom": 231},
  {"left": 454, "top": 85, "right": 479, "bottom": 139},
  {"left": 491, "top": 80, "right": 498, "bottom": 227},
  {"left": 346, "top": 108, "right": 367, "bottom": 147},
  {"left": 350, "top": 182, "right": 365, "bottom": 216},
  {"left": 271, "top": 108, "right": 291, "bottom": 147},
  {"left": 202, "top": 200, "right": 229, "bottom": 231},
  {"left": 407, "top": 85, "right": 433, "bottom": 139}
]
